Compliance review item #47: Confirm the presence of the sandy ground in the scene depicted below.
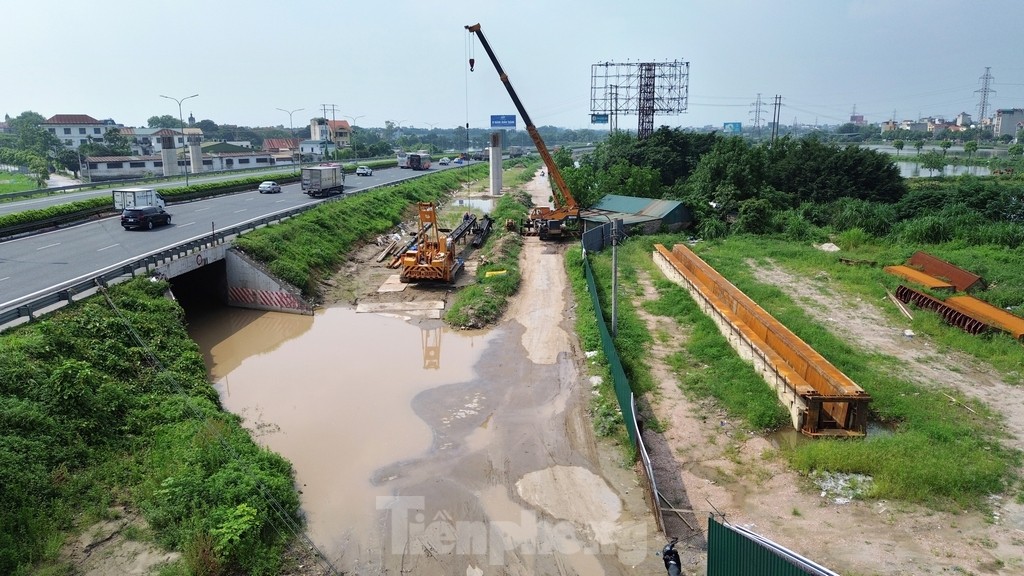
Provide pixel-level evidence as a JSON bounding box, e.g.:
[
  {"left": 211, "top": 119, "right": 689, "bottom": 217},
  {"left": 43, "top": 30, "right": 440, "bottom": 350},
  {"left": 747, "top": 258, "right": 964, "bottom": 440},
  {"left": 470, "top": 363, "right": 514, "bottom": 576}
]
[{"left": 640, "top": 258, "right": 1024, "bottom": 575}]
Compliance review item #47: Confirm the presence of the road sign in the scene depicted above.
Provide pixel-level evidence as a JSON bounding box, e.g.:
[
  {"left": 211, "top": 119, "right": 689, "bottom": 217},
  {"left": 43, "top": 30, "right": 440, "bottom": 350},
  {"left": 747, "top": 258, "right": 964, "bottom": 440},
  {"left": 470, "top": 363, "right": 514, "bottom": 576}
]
[
  {"left": 591, "top": 114, "right": 609, "bottom": 124},
  {"left": 490, "top": 115, "right": 516, "bottom": 128}
]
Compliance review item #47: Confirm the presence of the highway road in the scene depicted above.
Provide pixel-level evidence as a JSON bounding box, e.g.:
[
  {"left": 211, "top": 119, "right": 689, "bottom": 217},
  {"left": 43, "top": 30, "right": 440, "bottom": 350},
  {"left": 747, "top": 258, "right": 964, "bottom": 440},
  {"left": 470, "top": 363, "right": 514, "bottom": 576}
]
[
  {"left": 0, "top": 163, "right": 473, "bottom": 312},
  {"left": 0, "top": 165, "right": 311, "bottom": 217}
]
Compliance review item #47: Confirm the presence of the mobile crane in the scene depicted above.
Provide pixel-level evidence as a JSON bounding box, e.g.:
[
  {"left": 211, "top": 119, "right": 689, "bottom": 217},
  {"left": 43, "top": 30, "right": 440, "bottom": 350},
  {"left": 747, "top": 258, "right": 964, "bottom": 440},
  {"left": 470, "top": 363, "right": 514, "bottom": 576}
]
[{"left": 465, "top": 23, "right": 580, "bottom": 240}]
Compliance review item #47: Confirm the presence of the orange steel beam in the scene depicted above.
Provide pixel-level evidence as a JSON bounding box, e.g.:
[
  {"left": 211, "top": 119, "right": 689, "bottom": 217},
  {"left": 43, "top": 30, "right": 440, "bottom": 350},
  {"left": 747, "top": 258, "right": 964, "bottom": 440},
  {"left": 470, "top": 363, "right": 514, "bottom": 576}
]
[
  {"left": 883, "top": 265, "right": 955, "bottom": 291},
  {"left": 947, "top": 296, "right": 1024, "bottom": 341},
  {"left": 907, "top": 251, "right": 984, "bottom": 292},
  {"left": 656, "top": 244, "right": 870, "bottom": 437}
]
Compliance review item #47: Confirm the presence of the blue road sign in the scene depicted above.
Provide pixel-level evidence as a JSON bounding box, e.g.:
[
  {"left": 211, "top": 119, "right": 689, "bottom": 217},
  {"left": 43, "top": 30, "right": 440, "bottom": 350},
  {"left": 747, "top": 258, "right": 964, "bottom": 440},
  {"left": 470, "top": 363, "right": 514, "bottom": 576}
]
[
  {"left": 591, "top": 114, "right": 609, "bottom": 124},
  {"left": 723, "top": 122, "right": 742, "bottom": 134},
  {"left": 490, "top": 115, "right": 516, "bottom": 128}
]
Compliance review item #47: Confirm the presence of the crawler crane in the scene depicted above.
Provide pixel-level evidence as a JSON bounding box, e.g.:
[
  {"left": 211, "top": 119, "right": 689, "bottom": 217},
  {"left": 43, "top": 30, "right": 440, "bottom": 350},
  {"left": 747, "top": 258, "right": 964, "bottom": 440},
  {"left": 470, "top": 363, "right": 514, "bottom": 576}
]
[{"left": 465, "top": 23, "right": 580, "bottom": 240}]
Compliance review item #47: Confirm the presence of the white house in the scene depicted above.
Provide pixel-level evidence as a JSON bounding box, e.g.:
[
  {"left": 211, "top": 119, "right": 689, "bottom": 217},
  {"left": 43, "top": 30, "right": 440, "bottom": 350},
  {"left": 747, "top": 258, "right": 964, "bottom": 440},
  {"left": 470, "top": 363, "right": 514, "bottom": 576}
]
[
  {"left": 42, "top": 114, "right": 122, "bottom": 149},
  {"left": 83, "top": 150, "right": 277, "bottom": 181},
  {"left": 299, "top": 139, "right": 337, "bottom": 159}
]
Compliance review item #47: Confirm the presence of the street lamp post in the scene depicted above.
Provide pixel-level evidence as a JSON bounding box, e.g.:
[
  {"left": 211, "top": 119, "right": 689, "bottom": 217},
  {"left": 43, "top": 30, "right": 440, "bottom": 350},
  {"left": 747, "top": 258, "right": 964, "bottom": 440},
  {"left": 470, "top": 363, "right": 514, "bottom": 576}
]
[
  {"left": 277, "top": 107, "right": 305, "bottom": 172},
  {"left": 343, "top": 114, "right": 365, "bottom": 160},
  {"left": 159, "top": 93, "right": 199, "bottom": 186}
]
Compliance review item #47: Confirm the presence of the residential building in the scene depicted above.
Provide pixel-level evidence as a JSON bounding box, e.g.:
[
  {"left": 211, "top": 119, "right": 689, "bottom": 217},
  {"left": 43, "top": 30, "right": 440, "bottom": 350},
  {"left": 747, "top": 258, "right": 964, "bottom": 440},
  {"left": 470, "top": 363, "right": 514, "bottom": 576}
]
[
  {"left": 83, "top": 150, "right": 277, "bottom": 181},
  {"left": 299, "top": 139, "right": 337, "bottom": 159},
  {"left": 42, "top": 114, "right": 122, "bottom": 149},
  {"left": 993, "top": 109, "right": 1024, "bottom": 140},
  {"left": 309, "top": 118, "right": 351, "bottom": 147}
]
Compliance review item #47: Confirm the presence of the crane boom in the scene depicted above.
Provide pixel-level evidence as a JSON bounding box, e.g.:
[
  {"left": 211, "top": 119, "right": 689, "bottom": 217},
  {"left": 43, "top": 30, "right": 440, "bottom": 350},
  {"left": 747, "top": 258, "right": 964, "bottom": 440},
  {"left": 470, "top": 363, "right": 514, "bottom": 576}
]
[{"left": 465, "top": 23, "right": 579, "bottom": 233}]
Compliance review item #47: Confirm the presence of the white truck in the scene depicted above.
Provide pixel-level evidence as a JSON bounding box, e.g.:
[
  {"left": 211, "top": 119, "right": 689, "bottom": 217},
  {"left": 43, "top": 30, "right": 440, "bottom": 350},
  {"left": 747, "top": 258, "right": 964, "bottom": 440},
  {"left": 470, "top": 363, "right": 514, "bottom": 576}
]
[
  {"left": 112, "top": 188, "right": 165, "bottom": 210},
  {"left": 303, "top": 166, "right": 345, "bottom": 197}
]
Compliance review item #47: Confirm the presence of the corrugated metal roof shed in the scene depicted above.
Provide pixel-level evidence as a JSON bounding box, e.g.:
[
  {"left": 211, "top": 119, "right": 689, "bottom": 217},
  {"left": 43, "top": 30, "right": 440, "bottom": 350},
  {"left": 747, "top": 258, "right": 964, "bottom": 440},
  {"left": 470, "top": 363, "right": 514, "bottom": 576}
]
[{"left": 590, "top": 194, "right": 683, "bottom": 218}]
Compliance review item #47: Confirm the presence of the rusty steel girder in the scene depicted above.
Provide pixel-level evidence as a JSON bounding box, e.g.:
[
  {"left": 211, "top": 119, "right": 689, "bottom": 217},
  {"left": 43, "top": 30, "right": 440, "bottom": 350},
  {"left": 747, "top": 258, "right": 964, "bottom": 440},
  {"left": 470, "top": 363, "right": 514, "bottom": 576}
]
[{"left": 894, "top": 285, "right": 990, "bottom": 335}]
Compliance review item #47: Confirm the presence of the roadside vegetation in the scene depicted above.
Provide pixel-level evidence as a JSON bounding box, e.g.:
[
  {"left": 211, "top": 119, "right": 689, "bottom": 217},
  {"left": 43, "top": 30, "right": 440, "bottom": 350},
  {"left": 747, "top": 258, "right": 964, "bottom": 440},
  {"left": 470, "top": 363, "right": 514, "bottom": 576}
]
[
  {"left": 0, "top": 279, "right": 300, "bottom": 575},
  {"left": 234, "top": 164, "right": 489, "bottom": 298},
  {"left": 566, "top": 130, "right": 1024, "bottom": 509},
  {"left": 0, "top": 171, "right": 38, "bottom": 195}
]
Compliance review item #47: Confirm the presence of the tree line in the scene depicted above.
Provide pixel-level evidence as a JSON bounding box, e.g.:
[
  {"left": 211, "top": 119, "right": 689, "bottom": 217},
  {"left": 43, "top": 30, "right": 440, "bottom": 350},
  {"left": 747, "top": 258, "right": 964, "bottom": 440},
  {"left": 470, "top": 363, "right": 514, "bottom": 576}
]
[{"left": 554, "top": 126, "right": 1024, "bottom": 246}]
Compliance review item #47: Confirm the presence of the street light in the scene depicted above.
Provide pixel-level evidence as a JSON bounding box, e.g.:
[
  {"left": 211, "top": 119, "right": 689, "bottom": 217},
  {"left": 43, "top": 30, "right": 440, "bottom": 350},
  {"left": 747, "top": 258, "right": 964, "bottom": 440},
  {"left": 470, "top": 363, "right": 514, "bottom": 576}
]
[
  {"left": 159, "top": 93, "right": 199, "bottom": 186},
  {"left": 277, "top": 107, "right": 305, "bottom": 172},
  {"left": 343, "top": 114, "right": 365, "bottom": 160}
]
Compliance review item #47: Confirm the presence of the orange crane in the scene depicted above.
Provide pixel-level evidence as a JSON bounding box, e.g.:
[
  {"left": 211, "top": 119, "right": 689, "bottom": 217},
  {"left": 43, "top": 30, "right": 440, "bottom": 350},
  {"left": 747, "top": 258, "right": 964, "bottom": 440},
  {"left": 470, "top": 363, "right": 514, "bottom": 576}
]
[{"left": 465, "top": 23, "right": 580, "bottom": 240}]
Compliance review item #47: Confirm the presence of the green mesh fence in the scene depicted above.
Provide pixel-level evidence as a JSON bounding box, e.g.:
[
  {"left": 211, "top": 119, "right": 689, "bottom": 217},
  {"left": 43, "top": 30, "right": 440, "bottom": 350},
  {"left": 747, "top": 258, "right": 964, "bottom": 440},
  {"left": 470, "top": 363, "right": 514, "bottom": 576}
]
[{"left": 583, "top": 256, "right": 638, "bottom": 447}]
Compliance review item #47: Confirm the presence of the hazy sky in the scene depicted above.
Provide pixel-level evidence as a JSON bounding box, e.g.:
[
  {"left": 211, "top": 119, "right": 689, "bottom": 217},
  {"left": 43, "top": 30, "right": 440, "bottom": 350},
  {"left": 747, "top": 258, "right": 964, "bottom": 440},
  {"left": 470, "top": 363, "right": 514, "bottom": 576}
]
[{"left": 4, "top": 0, "right": 1023, "bottom": 132}]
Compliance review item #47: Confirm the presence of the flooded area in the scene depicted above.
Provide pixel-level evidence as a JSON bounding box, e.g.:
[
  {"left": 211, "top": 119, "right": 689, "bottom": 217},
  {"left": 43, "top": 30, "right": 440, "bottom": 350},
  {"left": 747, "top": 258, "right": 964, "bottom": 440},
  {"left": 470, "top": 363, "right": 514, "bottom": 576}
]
[
  {"left": 450, "top": 196, "right": 496, "bottom": 215},
  {"left": 188, "top": 306, "right": 494, "bottom": 561},
  {"left": 895, "top": 161, "right": 990, "bottom": 177},
  {"left": 183, "top": 170, "right": 663, "bottom": 574}
]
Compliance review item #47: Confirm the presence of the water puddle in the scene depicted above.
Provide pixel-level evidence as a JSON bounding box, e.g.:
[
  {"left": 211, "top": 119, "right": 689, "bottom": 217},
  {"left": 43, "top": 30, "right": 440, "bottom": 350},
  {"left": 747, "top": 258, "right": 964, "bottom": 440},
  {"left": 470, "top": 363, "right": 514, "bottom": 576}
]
[
  {"left": 187, "top": 305, "right": 493, "bottom": 557},
  {"left": 451, "top": 196, "right": 496, "bottom": 214}
]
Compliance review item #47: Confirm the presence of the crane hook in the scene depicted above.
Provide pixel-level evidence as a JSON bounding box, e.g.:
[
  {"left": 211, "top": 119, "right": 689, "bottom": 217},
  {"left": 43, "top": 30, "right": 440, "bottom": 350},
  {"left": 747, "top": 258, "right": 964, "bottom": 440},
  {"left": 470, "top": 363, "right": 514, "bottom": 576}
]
[{"left": 469, "top": 58, "right": 475, "bottom": 72}]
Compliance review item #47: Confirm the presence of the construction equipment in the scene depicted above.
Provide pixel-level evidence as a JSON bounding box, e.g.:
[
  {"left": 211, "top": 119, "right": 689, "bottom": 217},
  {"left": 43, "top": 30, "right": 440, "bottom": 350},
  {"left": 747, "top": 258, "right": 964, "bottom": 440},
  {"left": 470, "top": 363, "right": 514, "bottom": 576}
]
[
  {"left": 466, "top": 23, "right": 580, "bottom": 240},
  {"left": 397, "top": 203, "right": 476, "bottom": 284}
]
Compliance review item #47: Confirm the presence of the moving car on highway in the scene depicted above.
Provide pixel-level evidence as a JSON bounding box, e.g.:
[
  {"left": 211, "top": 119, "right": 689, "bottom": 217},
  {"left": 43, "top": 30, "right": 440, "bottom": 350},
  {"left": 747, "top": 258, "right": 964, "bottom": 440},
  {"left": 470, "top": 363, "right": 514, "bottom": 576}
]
[
  {"left": 355, "top": 166, "right": 373, "bottom": 176},
  {"left": 258, "top": 181, "right": 282, "bottom": 193},
  {"left": 121, "top": 206, "right": 171, "bottom": 230}
]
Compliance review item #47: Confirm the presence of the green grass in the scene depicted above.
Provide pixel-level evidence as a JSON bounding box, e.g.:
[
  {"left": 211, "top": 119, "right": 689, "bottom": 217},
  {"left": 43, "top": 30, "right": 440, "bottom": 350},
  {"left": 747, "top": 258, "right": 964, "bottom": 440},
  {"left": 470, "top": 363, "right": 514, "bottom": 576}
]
[
  {"left": 580, "top": 232, "right": 1023, "bottom": 509},
  {"left": 0, "top": 171, "right": 37, "bottom": 194},
  {"left": 0, "top": 279, "right": 300, "bottom": 574}
]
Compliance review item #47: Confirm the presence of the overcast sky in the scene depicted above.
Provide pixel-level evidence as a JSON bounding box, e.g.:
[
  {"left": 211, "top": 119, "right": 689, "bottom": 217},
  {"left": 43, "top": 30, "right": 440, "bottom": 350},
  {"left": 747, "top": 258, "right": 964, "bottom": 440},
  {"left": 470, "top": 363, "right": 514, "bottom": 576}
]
[{"left": 4, "top": 0, "right": 1023, "bottom": 132}]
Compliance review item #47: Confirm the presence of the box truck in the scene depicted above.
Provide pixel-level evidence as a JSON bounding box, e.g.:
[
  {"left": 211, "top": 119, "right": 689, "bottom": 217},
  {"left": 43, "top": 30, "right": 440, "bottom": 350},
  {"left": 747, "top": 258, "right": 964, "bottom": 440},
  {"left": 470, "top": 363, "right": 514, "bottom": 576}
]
[
  {"left": 303, "top": 166, "right": 345, "bottom": 197},
  {"left": 112, "top": 188, "right": 165, "bottom": 210}
]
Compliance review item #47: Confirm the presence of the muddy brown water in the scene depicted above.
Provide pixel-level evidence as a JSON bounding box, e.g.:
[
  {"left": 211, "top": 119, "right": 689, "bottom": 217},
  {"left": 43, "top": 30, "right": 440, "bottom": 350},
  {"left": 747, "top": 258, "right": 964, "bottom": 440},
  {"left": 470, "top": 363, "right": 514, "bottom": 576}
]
[
  {"left": 188, "top": 303, "right": 655, "bottom": 574},
  {"left": 188, "top": 306, "right": 492, "bottom": 552}
]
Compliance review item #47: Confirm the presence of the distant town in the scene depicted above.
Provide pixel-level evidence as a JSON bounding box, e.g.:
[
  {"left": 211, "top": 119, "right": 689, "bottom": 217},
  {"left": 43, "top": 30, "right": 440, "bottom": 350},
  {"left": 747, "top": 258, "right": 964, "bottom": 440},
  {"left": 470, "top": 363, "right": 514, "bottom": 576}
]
[{"left": 1, "top": 105, "right": 1022, "bottom": 185}]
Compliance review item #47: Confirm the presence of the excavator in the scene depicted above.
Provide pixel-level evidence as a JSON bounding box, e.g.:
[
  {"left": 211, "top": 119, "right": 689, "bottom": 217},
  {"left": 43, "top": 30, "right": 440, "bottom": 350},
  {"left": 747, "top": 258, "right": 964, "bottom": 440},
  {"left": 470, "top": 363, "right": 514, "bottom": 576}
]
[{"left": 465, "top": 23, "right": 580, "bottom": 240}]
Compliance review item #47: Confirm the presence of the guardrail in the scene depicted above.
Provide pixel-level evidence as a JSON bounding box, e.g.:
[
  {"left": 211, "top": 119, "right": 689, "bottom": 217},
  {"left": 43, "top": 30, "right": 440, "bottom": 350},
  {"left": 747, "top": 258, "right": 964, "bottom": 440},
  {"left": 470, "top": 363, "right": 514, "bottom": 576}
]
[
  {"left": 0, "top": 161, "right": 476, "bottom": 332},
  {"left": 0, "top": 201, "right": 318, "bottom": 333},
  {"left": 0, "top": 156, "right": 399, "bottom": 202}
]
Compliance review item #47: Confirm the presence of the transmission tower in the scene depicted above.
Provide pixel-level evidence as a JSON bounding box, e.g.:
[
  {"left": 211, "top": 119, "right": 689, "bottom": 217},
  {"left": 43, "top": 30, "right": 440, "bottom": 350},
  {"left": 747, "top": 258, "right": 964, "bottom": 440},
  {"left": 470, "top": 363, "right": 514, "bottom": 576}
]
[
  {"left": 590, "top": 60, "right": 689, "bottom": 140},
  {"left": 770, "top": 95, "right": 782, "bottom": 145},
  {"left": 975, "top": 67, "right": 995, "bottom": 125},
  {"left": 751, "top": 93, "right": 764, "bottom": 139}
]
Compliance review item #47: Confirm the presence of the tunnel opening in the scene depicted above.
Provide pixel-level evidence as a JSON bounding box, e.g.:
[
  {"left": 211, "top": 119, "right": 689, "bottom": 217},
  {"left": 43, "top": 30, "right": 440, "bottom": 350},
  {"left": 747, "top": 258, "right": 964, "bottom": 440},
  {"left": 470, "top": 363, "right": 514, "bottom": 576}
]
[{"left": 169, "top": 260, "right": 229, "bottom": 321}]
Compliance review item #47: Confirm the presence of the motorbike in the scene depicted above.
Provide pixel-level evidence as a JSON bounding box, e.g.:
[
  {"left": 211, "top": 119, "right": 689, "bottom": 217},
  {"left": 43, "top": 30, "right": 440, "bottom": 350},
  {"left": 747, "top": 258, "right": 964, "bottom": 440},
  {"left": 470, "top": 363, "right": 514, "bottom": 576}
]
[{"left": 658, "top": 536, "right": 681, "bottom": 576}]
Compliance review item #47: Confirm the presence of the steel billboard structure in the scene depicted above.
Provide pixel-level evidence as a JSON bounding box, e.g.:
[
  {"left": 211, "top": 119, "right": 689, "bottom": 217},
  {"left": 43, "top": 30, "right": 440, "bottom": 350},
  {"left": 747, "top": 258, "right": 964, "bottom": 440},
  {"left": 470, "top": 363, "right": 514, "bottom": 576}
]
[{"left": 590, "top": 60, "right": 689, "bottom": 139}]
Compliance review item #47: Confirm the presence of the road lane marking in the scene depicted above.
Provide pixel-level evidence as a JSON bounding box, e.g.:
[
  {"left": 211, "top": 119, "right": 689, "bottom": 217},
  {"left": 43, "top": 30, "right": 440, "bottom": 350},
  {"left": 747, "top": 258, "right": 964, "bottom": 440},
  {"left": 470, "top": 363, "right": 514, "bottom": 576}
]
[
  {"left": 234, "top": 209, "right": 247, "bottom": 213},
  {"left": 0, "top": 277, "right": 9, "bottom": 282},
  {"left": 37, "top": 243, "right": 61, "bottom": 251},
  {"left": 97, "top": 244, "right": 120, "bottom": 251},
  {"left": 196, "top": 207, "right": 211, "bottom": 212},
  {"left": 178, "top": 222, "right": 196, "bottom": 227}
]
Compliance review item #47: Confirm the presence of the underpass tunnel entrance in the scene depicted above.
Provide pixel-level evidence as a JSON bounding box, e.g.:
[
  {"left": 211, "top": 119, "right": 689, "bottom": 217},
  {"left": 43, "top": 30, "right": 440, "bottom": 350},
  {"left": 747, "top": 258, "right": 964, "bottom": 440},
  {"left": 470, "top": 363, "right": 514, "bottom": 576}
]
[{"left": 169, "top": 259, "right": 229, "bottom": 320}]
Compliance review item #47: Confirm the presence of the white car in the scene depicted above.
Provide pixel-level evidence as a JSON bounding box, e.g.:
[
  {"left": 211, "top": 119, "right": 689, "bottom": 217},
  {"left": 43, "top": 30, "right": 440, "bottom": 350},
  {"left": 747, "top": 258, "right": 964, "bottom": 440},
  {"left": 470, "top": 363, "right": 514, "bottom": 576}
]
[
  {"left": 355, "top": 166, "right": 373, "bottom": 176},
  {"left": 439, "top": 157, "right": 451, "bottom": 165},
  {"left": 258, "top": 181, "right": 281, "bottom": 194}
]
